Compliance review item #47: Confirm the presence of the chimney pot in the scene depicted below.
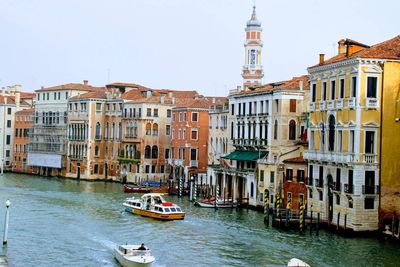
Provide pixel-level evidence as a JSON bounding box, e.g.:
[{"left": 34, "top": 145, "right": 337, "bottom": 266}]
[
  {"left": 83, "top": 80, "right": 88, "bottom": 86},
  {"left": 319, "top": 54, "right": 325, "bottom": 64}
]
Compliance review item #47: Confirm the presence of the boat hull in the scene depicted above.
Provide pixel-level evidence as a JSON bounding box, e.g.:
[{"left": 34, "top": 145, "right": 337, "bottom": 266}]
[
  {"left": 114, "top": 249, "right": 154, "bottom": 267},
  {"left": 194, "top": 202, "right": 234, "bottom": 208},
  {"left": 123, "top": 185, "right": 151, "bottom": 193},
  {"left": 125, "top": 207, "right": 185, "bottom": 220}
]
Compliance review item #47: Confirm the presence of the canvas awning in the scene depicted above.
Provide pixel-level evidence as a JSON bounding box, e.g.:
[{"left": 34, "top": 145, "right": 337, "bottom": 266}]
[{"left": 222, "top": 150, "right": 266, "bottom": 161}]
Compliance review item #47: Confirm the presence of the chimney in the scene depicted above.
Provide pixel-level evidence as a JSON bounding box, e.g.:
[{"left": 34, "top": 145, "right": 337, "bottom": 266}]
[
  {"left": 299, "top": 80, "right": 303, "bottom": 91},
  {"left": 15, "top": 85, "right": 21, "bottom": 108},
  {"left": 168, "top": 92, "right": 173, "bottom": 98},
  {"left": 338, "top": 39, "right": 346, "bottom": 55},
  {"left": 212, "top": 98, "right": 216, "bottom": 104},
  {"left": 172, "top": 97, "right": 175, "bottom": 105},
  {"left": 83, "top": 80, "right": 88, "bottom": 86},
  {"left": 160, "top": 96, "right": 164, "bottom": 104},
  {"left": 319, "top": 54, "right": 325, "bottom": 64}
]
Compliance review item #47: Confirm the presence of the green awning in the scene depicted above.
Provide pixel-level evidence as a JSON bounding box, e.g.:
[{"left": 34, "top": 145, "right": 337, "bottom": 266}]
[{"left": 222, "top": 150, "right": 266, "bottom": 161}]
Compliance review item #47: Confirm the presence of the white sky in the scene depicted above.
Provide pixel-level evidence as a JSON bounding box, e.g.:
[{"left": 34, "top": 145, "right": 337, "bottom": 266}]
[{"left": 0, "top": 0, "right": 399, "bottom": 96}]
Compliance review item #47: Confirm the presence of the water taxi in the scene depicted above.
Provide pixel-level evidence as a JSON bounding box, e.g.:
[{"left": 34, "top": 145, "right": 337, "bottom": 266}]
[
  {"left": 288, "top": 258, "right": 310, "bottom": 267},
  {"left": 123, "top": 193, "right": 185, "bottom": 220},
  {"left": 114, "top": 244, "right": 155, "bottom": 267}
]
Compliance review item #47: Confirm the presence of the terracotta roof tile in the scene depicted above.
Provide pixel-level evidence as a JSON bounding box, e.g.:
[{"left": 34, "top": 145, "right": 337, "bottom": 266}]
[
  {"left": 283, "top": 156, "right": 307, "bottom": 164},
  {"left": 36, "top": 83, "right": 101, "bottom": 92},
  {"left": 70, "top": 89, "right": 107, "bottom": 100},
  {"left": 310, "top": 35, "right": 400, "bottom": 68},
  {"left": 174, "top": 99, "right": 213, "bottom": 109}
]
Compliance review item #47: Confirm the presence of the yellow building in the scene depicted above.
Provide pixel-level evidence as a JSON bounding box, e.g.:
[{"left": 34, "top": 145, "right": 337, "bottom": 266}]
[{"left": 305, "top": 36, "right": 400, "bottom": 232}]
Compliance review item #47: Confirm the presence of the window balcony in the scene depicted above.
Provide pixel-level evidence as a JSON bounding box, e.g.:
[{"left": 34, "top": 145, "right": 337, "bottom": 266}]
[
  {"left": 348, "top": 98, "right": 356, "bottom": 109},
  {"left": 336, "top": 99, "right": 343, "bottom": 109},
  {"left": 363, "top": 153, "right": 377, "bottom": 164},
  {"left": 344, "top": 183, "right": 354, "bottom": 194},
  {"left": 362, "top": 185, "right": 379, "bottom": 195},
  {"left": 332, "top": 182, "right": 341, "bottom": 192},
  {"left": 309, "top": 102, "right": 315, "bottom": 112},
  {"left": 366, "top": 98, "right": 379, "bottom": 109},
  {"left": 319, "top": 101, "right": 326, "bottom": 111},
  {"left": 190, "top": 160, "right": 198, "bottom": 167},
  {"left": 327, "top": 100, "right": 335, "bottom": 110}
]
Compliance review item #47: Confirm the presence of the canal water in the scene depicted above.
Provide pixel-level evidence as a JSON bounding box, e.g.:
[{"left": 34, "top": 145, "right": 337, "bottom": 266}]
[{"left": 0, "top": 173, "right": 398, "bottom": 267}]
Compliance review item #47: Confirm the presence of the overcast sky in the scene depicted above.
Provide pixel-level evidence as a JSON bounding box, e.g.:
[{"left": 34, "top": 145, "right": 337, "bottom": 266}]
[{"left": 0, "top": 0, "right": 399, "bottom": 96}]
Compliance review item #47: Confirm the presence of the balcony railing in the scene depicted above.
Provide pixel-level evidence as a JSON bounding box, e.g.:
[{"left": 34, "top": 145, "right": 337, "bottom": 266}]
[
  {"left": 332, "top": 182, "right": 341, "bottom": 192},
  {"left": 309, "top": 102, "right": 315, "bottom": 112},
  {"left": 348, "top": 98, "right": 356, "bottom": 109},
  {"left": 363, "top": 153, "right": 377, "bottom": 164},
  {"left": 319, "top": 101, "right": 326, "bottom": 111},
  {"left": 232, "top": 138, "right": 268, "bottom": 147},
  {"left": 336, "top": 99, "right": 343, "bottom": 109},
  {"left": 190, "top": 160, "right": 198, "bottom": 167},
  {"left": 94, "top": 135, "right": 102, "bottom": 140},
  {"left": 344, "top": 183, "right": 354, "bottom": 194},
  {"left": 327, "top": 100, "right": 335, "bottom": 110},
  {"left": 362, "top": 185, "right": 379, "bottom": 195},
  {"left": 366, "top": 98, "right": 378, "bottom": 109},
  {"left": 315, "top": 179, "right": 323, "bottom": 188}
]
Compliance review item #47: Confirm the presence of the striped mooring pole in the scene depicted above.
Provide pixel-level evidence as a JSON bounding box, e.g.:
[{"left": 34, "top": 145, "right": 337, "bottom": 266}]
[
  {"left": 264, "top": 194, "right": 269, "bottom": 226},
  {"left": 178, "top": 176, "right": 183, "bottom": 198},
  {"left": 193, "top": 180, "right": 197, "bottom": 202}
]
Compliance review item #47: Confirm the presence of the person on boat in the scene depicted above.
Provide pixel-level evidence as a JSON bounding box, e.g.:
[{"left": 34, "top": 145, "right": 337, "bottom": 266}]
[{"left": 138, "top": 243, "right": 146, "bottom": 250}]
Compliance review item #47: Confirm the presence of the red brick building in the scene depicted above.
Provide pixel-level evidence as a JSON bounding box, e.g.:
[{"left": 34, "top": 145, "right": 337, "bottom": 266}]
[
  {"left": 282, "top": 156, "right": 308, "bottom": 211},
  {"left": 12, "top": 108, "right": 36, "bottom": 174}
]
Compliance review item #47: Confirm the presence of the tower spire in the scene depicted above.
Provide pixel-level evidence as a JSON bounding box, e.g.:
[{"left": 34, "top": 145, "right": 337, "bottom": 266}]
[{"left": 242, "top": 5, "right": 264, "bottom": 90}]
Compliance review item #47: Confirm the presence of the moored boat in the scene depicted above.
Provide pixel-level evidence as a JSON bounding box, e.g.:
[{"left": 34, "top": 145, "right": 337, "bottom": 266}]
[
  {"left": 194, "top": 197, "right": 235, "bottom": 208},
  {"left": 288, "top": 258, "right": 310, "bottom": 267},
  {"left": 123, "top": 193, "right": 185, "bottom": 220},
  {"left": 123, "top": 185, "right": 151, "bottom": 193},
  {"left": 114, "top": 244, "right": 155, "bottom": 267}
]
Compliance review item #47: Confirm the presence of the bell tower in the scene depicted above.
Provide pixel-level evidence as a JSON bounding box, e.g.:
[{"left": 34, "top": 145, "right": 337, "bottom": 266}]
[{"left": 242, "top": 6, "right": 264, "bottom": 90}]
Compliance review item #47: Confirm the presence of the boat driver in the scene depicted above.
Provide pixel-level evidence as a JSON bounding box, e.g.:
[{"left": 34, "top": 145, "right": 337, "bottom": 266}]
[{"left": 138, "top": 243, "right": 146, "bottom": 250}]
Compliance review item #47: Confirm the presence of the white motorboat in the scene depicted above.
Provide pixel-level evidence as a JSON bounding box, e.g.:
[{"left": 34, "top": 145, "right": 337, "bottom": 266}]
[
  {"left": 194, "top": 197, "right": 235, "bottom": 208},
  {"left": 114, "top": 244, "right": 155, "bottom": 267},
  {"left": 288, "top": 258, "right": 310, "bottom": 267}
]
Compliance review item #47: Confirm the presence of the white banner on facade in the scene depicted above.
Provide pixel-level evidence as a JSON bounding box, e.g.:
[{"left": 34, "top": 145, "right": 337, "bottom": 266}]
[{"left": 27, "top": 153, "right": 62, "bottom": 168}]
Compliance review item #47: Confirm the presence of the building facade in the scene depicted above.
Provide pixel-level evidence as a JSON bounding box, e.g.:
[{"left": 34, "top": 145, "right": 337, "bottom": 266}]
[
  {"left": 304, "top": 36, "right": 400, "bottom": 231},
  {"left": 12, "top": 108, "right": 35, "bottom": 174}
]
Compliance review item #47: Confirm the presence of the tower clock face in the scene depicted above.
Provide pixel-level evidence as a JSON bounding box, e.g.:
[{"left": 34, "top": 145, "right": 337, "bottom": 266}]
[{"left": 250, "top": 50, "right": 256, "bottom": 65}]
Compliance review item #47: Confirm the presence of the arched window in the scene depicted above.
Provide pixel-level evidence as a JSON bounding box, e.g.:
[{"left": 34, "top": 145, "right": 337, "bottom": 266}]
[
  {"left": 152, "top": 145, "right": 158, "bottom": 159},
  {"left": 94, "top": 145, "right": 99, "bottom": 156},
  {"left": 111, "top": 122, "right": 115, "bottom": 139},
  {"left": 328, "top": 115, "right": 335, "bottom": 151},
  {"left": 129, "top": 145, "right": 133, "bottom": 158},
  {"left": 146, "top": 123, "right": 151, "bottom": 135},
  {"left": 118, "top": 123, "right": 122, "bottom": 140},
  {"left": 289, "top": 120, "right": 296, "bottom": 140},
  {"left": 105, "top": 122, "right": 109, "bottom": 139},
  {"left": 274, "top": 120, "right": 278, "bottom": 140},
  {"left": 125, "top": 145, "right": 129, "bottom": 158},
  {"left": 95, "top": 122, "right": 101, "bottom": 139},
  {"left": 153, "top": 123, "right": 158, "bottom": 136},
  {"left": 145, "top": 145, "right": 151, "bottom": 159}
]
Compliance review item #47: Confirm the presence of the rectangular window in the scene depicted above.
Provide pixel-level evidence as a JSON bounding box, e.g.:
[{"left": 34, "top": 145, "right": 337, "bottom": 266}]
[
  {"left": 183, "top": 112, "right": 187, "bottom": 121},
  {"left": 322, "top": 82, "right": 327, "bottom": 101},
  {"left": 270, "top": 171, "right": 275, "bottom": 183},
  {"left": 94, "top": 164, "right": 99, "bottom": 174},
  {"left": 191, "top": 129, "right": 198, "bottom": 140},
  {"left": 309, "top": 164, "right": 313, "bottom": 181},
  {"left": 165, "top": 148, "right": 170, "bottom": 159},
  {"left": 349, "top": 130, "right": 355, "bottom": 153},
  {"left": 96, "top": 103, "right": 102, "bottom": 112},
  {"left": 15, "top": 128, "right": 18, "bottom": 137},
  {"left": 290, "top": 99, "right": 296, "bottom": 112},
  {"left": 367, "top": 77, "right": 378, "bottom": 98},
  {"left": 297, "top": 169, "right": 305, "bottom": 182},
  {"left": 160, "top": 165, "right": 165, "bottom": 173},
  {"left": 351, "top": 76, "right": 357, "bottom": 97},
  {"left": 147, "top": 108, "right": 151, "bottom": 117},
  {"left": 154, "top": 109, "right": 158, "bottom": 117},
  {"left": 6, "top": 135, "right": 11, "bottom": 145},
  {"left": 231, "top": 104, "right": 234, "bottom": 115},
  {"left": 7, "top": 120, "right": 11, "bottom": 128},
  {"left": 340, "top": 78, "right": 345, "bottom": 98},
  {"left": 364, "top": 198, "right": 374, "bottom": 209},
  {"left": 54, "top": 92, "right": 56, "bottom": 100},
  {"left": 365, "top": 131, "right": 375, "bottom": 154},
  {"left": 312, "top": 84, "right": 316, "bottom": 102},
  {"left": 179, "top": 112, "right": 182, "bottom": 122},
  {"left": 286, "top": 169, "right": 293, "bottom": 181},
  {"left": 7, "top": 108, "right": 11, "bottom": 115},
  {"left": 190, "top": 148, "right": 197, "bottom": 161},
  {"left": 167, "top": 109, "right": 171, "bottom": 118},
  {"left": 338, "top": 130, "right": 343, "bottom": 152},
  {"left": 260, "top": 170, "right": 264, "bottom": 182},
  {"left": 38, "top": 94, "right": 40, "bottom": 101},
  {"left": 66, "top": 92, "right": 69, "bottom": 99},
  {"left": 192, "top": 112, "right": 198, "bottom": 122},
  {"left": 243, "top": 103, "right": 246, "bottom": 115},
  {"left": 331, "top": 80, "right": 336, "bottom": 100},
  {"left": 336, "top": 168, "right": 341, "bottom": 188},
  {"left": 166, "top": 125, "right": 171, "bottom": 135},
  {"left": 6, "top": 150, "right": 10, "bottom": 157},
  {"left": 145, "top": 165, "right": 150, "bottom": 174},
  {"left": 151, "top": 165, "right": 156, "bottom": 174}
]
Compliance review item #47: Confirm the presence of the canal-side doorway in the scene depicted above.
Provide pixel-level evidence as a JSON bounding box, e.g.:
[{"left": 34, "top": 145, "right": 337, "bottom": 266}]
[
  {"left": 77, "top": 163, "right": 80, "bottom": 179},
  {"left": 327, "top": 174, "right": 334, "bottom": 222}
]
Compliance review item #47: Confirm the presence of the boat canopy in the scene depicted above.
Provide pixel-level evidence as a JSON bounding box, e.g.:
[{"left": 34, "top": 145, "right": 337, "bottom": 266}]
[{"left": 222, "top": 150, "right": 267, "bottom": 161}]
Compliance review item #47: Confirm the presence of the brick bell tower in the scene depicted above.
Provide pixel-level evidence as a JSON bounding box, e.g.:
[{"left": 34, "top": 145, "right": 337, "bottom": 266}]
[{"left": 242, "top": 6, "right": 264, "bottom": 90}]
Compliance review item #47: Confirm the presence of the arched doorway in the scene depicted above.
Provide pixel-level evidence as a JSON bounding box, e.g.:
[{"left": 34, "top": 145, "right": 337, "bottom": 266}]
[{"left": 327, "top": 174, "right": 334, "bottom": 222}]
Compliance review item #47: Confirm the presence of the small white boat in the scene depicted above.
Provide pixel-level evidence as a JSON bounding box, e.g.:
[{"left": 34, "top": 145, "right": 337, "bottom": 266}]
[
  {"left": 114, "top": 244, "right": 155, "bottom": 267},
  {"left": 194, "top": 197, "right": 235, "bottom": 208},
  {"left": 288, "top": 258, "right": 310, "bottom": 267}
]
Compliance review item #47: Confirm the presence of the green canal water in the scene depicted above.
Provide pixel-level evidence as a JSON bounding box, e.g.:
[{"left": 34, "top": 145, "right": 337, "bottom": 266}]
[{"left": 0, "top": 173, "right": 398, "bottom": 267}]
